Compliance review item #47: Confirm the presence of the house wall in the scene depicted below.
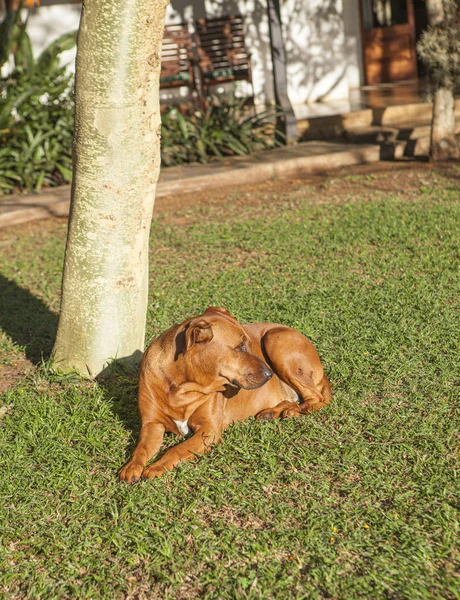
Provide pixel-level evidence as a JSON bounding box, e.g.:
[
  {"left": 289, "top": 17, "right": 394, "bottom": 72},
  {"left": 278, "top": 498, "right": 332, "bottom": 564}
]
[
  {"left": 25, "top": 0, "right": 363, "bottom": 106},
  {"left": 25, "top": 0, "right": 81, "bottom": 70},
  {"left": 342, "top": 0, "right": 365, "bottom": 89}
]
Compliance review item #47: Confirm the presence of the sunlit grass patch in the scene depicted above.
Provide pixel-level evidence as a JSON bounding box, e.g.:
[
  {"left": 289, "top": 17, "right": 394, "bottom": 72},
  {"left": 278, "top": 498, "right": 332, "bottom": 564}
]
[{"left": 0, "top": 165, "right": 459, "bottom": 598}]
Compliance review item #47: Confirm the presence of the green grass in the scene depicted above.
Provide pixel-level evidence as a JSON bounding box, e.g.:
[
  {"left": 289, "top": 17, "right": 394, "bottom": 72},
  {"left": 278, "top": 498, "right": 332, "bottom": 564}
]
[{"left": 0, "top": 165, "right": 459, "bottom": 598}]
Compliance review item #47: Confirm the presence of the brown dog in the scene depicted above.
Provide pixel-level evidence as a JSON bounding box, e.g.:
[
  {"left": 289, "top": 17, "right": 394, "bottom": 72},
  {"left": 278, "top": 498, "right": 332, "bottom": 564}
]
[{"left": 119, "top": 307, "right": 331, "bottom": 482}]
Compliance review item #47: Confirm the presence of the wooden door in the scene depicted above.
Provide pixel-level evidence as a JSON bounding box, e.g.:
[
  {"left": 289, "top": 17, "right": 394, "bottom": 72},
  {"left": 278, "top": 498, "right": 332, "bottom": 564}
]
[{"left": 360, "top": 0, "right": 417, "bottom": 85}]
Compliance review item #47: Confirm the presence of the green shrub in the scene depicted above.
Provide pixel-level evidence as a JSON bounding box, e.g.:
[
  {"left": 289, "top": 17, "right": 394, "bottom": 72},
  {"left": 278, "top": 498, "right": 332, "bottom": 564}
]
[
  {"left": 0, "top": 31, "right": 76, "bottom": 194},
  {"left": 0, "top": 5, "right": 279, "bottom": 195},
  {"left": 416, "top": 0, "right": 460, "bottom": 90},
  {"left": 0, "top": 15, "right": 277, "bottom": 196},
  {"left": 160, "top": 99, "right": 279, "bottom": 167}
]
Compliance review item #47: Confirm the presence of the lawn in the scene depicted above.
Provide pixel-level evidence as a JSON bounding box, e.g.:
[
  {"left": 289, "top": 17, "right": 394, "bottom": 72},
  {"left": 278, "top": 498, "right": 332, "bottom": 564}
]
[{"left": 0, "top": 162, "right": 459, "bottom": 599}]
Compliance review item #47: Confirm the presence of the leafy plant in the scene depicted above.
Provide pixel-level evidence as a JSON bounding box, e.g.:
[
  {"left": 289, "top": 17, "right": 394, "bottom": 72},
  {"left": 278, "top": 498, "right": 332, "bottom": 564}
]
[
  {"left": 417, "top": 0, "right": 460, "bottom": 90},
  {"left": 0, "top": 1, "right": 27, "bottom": 71},
  {"left": 0, "top": 13, "right": 278, "bottom": 196},
  {"left": 0, "top": 25, "right": 76, "bottom": 195},
  {"left": 161, "top": 98, "right": 280, "bottom": 167}
]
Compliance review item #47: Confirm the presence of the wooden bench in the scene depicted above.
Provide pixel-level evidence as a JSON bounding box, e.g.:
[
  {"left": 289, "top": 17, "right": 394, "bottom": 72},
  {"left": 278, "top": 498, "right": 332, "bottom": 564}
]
[
  {"left": 195, "top": 15, "right": 254, "bottom": 104},
  {"left": 160, "top": 23, "right": 197, "bottom": 99}
]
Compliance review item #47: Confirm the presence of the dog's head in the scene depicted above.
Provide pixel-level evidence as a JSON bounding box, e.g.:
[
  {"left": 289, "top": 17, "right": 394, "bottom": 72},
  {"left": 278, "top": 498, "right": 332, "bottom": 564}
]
[{"left": 176, "top": 307, "right": 273, "bottom": 392}]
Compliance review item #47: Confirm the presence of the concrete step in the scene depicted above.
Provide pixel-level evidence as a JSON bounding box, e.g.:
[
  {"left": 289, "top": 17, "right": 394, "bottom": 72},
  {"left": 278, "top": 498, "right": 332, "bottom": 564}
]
[
  {"left": 300, "top": 102, "right": 460, "bottom": 160},
  {"left": 379, "top": 138, "right": 430, "bottom": 160},
  {"left": 298, "top": 98, "right": 460, "bottom": 141},
  {"left": 344, "top": 121, "right": 460, "bottom": 145}
]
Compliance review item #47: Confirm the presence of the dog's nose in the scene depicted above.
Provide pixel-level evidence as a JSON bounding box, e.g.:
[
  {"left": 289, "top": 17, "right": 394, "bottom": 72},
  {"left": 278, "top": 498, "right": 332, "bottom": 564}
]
[{"left": 262, "top": 367, "right": 273, "bottom": 381}]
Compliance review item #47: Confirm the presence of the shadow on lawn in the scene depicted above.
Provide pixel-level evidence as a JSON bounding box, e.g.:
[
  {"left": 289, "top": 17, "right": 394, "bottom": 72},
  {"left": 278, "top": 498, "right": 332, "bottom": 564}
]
[
  {"left": 98, "top": 359, "right": 143, "bottom": 455},
  {"left": 0, "top": 274, "right": 58, "bottom": 363},
  {"left": 0, "top": 273, "right": 142, "bottom": 450}
]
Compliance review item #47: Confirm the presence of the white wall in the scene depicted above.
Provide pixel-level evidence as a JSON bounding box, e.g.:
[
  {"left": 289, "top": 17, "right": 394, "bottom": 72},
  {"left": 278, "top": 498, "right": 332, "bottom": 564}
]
[
  {"left": 170, "top": 0, "right": 352, "bottom": 104},
  {"left": 342, "top": 0, "right": 364, "bottom": 89},
  {"left": 25, "top": 0, "right": 364, "bottom": 106},
  {"left": 282, "top": 0, "right": 349, "bottom": 103},
  {"left": 26, "top": 0, "right": 80, "bottom": 71}
]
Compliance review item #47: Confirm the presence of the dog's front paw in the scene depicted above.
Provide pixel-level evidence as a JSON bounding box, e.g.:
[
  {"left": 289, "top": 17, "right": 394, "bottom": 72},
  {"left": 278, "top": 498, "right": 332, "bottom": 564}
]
[
  {"left": 119, "top": 460, "right": 145, "bottom": 484},
  {"left": 141, "top": 463, "right": 168, "bottom": 479}
]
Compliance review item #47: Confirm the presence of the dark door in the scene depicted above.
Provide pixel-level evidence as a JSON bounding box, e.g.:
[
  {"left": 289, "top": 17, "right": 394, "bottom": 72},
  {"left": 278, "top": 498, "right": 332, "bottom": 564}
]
[{"left": 360, "top": 0, "right": 418, "bottom": 84}]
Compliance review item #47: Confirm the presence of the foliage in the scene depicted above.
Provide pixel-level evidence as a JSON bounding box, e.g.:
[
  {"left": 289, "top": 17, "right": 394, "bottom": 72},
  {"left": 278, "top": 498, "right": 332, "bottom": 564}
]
[
  {"left": 0, "top": 1, "right": 26, "bottom": 70},
  {"left": 0, "top": 8, "right": 276, "bottom": 195},
  {"left": 161, "top": 99, "right": 279, "bottom": 167},
  {"left": 0, "top": 30, "right": 76, "bottom": 194},
  {"left": 0, "top": 85, "right": 278, "bottom": 194},
  {"left": 1, "top": 165, "right": 459, "bottom": 598},
  {"left": 416, "top": 0, "right": 460, "bottom": 90}
]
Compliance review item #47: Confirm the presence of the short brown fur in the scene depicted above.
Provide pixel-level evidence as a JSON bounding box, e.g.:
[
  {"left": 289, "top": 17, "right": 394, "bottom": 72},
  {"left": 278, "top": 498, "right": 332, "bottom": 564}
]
[{"left": 120, "top": 307, "right": 331, "bottom": 482}]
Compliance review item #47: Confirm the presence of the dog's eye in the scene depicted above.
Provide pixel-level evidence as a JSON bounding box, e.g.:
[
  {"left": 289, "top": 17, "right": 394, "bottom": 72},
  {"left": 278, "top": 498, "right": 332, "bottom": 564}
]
[{"left": 235, "top": 342, "right": 247, "bottom": 352}]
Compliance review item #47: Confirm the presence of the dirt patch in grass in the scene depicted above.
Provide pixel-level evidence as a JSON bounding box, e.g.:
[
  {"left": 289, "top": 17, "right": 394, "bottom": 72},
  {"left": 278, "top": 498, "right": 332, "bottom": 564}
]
[
  {"left": 0, "top": 359, "right": 34, "bottom": 393},
  {"left": 2, "top": 160, "right": 453, "bottom": 239},
  {"left": 155, "top": 160, "right": 442, "bottom": 224}
]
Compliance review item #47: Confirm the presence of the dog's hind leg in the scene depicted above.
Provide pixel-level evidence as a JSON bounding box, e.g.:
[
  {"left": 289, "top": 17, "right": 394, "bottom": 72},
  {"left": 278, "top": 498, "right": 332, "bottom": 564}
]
[
  {"left": 256, "top": 400, "right": 302, "bottom": 421},
  {"left": 261, "top": 326, "right": 331, "bottom": 415}
]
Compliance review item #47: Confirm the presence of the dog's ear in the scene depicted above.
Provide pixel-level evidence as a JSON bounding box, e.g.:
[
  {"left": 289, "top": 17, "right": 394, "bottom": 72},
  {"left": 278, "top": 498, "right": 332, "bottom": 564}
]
[{"left": 185, "top": 319, "right": 213, "bottom": 349}]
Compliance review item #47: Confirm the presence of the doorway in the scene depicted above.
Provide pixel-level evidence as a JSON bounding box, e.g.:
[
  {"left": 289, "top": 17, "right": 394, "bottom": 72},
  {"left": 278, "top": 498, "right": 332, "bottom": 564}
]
[{"left": 360, "top": 0, "right": 418, "bottom": 85}]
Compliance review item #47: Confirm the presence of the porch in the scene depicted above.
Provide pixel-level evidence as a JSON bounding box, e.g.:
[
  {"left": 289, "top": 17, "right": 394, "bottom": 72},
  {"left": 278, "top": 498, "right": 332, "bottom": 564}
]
[
  {"left": 294, "top": 80, "right": 460, "bottom": 159},
  {"left": 294, "top": 80, "right": 430, "bottom": 120}
]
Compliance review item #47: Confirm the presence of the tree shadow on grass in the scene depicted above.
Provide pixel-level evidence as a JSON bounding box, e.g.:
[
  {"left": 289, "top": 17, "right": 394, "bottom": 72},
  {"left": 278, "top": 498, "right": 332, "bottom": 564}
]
[
  {"left": 0, "top": 274, "right": 179, "bottom": 461},
  {"left": 0, "top": 274, "right": 58, "bottom": 363},
  {"left": 97, "top": 358, "right": 143, "bottom": 457},
  {"left": 0, "top": 273, "right": 141, "bottom": 439}
]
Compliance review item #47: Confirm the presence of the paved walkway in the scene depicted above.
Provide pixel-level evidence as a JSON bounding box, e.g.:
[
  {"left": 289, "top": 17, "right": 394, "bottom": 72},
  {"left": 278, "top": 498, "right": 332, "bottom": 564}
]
[{"left": 0, "top": 140, "right": 380, "bottom": 229}]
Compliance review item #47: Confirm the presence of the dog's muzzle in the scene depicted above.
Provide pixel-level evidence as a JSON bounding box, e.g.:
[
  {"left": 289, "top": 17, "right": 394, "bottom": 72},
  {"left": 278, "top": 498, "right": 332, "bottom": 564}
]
[{"left": 236, "top": 364, "right": 273, "bottom": 390}]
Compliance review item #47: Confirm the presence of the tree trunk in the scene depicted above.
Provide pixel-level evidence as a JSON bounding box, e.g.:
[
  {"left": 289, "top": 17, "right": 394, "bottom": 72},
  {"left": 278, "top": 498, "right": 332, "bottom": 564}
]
[
  {"left": 430, "top": 86, "right": 459, "bottom": 160},
  {"left": 425, "top": 0, "right": 459, "bottom": 160},
  {"left": 52, "top": 0, "right": 168, "bottom": 377}
]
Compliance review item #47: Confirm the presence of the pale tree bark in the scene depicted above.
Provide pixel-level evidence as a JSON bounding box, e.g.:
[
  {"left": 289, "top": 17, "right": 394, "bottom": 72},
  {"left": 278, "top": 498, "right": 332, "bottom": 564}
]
[
  {"left": 425, "top": 0, "right": 460, "bottom": 160},
  {"left": 430, "top": 86, "right": 458, "bottom": 160},
  {"left": 52, "top": 0, "right": 168, "bottom": 377}
]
